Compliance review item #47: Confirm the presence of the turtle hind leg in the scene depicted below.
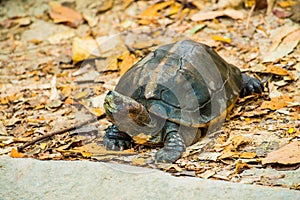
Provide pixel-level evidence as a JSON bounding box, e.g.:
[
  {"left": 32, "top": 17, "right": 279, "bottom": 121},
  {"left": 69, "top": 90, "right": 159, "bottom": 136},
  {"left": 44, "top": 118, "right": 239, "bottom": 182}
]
[
  {"left": 103, "top": 125, "right": 133, "bottom": 151},
  {"left": 155, "top": 122, "right": 186, "bottom": 163},
  {"left": 240, "top": 74, "right": 264, "bottom": 97}
]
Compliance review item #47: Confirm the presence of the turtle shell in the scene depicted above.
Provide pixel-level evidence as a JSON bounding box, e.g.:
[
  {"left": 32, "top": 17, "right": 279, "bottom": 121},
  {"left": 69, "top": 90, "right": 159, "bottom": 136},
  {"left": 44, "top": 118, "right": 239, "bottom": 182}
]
[{"left": 114, "top": 40, "right": 242, "bottom": 127}]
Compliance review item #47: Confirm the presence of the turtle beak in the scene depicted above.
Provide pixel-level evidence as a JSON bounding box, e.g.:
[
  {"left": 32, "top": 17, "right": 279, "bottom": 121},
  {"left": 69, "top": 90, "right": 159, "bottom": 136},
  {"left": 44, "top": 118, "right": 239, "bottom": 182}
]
[{"left": 104, "top": 91, "right": 126, "bottom": 114}]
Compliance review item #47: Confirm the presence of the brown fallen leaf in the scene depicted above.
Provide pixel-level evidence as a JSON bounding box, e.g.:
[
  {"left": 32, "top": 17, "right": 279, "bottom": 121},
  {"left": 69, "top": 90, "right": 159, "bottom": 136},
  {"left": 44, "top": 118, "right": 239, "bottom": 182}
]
[
  {"left": 231, "top": 135, "right": 251, "bottom": 149},
  {"left": 263, "top": 28, "right": 300, "bottom": 62},
  {"left": 260, "top": 96, "right": 294, "bottom": 110},
  {"left": 218, "top": 135, "right": 252, "bottom": 159},
  {"left": 218, "top": 151, "right": 239, "bottom": 159},
  {"left": 11, "top": 148, "right": 25, "bottom": 158},
  {"left": 137, "top": 1, "right": 174, "bottom": 25},
  {"left": 198, "top": 169, "right": 216, "bottom": 179},
  {"left": 72, "top": 37, "right": 100, "bottom": 63},
  {"left": 139, "top": 1, "right": 174, "bottom": 18},
  {"left": 235, "top": 160, "right": 251, "bottom": 174},
  {"left": 262, "top": 140, "right": 300, "bottom": 165},
  {"left": 97, "top": 0, "right": 114, "bottom": 12},
  {"left": 49, "top": 2, "right": 83, "bottom": 27},
  {"left": 191, "top": 9, "right": 244, "bottom": 21},
  {"left": 272, "top": 8, "right": 292, "bottom": 19},
  {"left": 132, "top": 133, "right": 152, "bottom": 145},
  {"left": 167, "top": 1, "right": 182, "bottom": 16},
  {"left": 89, "top": 108, "right": 104, "bottom": 117},
  {"left": 162, "top": 163, "right": 183, "bottom": 173},
  {"left": 119, "top": 52, "right": 137, "bottom": 76},
  {"left": 266, "top": 24, "right": 299, "bottom": 52},
  {"left": 277, "top": 1, "right": 296, "bottom": 8},
  {"left": 74, "top": 91, "right": 89, "bottom": 100},
  {"left": 239, "top": 152, "right": 257, "bottom": 159},
  {"left": 264, "top": 65, "right": 290, "bottom": 76}
]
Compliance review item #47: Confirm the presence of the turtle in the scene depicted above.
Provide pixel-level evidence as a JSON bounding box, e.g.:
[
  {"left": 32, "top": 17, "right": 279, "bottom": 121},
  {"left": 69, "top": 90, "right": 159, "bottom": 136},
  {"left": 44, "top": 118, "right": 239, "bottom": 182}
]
[{"left": 103, "top": 40, "right": 263, "bottom": 163}]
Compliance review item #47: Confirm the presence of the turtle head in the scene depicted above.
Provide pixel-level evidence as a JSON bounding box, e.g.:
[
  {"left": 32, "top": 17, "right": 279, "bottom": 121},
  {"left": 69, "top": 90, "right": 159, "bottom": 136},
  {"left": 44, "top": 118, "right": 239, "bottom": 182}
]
[
  {"left": 104, "top": 91, "right": 152, "bottom": 131},
  {"left": 104, "top": 90, "right": 164, "bottom": 143}
]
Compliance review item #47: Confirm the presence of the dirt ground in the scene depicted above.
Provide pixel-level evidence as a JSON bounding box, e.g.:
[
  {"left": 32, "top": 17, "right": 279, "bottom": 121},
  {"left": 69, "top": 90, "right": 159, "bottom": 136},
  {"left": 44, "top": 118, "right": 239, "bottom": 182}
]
[{"left": 0, "top": 0, "right": 299, "bottom": 190}]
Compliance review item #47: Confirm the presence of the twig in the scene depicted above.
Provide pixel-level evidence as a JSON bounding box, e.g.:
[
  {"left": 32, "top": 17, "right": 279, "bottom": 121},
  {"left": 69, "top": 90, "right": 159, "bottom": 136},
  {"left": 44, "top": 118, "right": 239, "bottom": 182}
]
[
  {"left": 17, "top": 115, "right": 103, "bottom": 152},
  {"left": 246, "top": 4, "right": 256, "bottom": 29}
]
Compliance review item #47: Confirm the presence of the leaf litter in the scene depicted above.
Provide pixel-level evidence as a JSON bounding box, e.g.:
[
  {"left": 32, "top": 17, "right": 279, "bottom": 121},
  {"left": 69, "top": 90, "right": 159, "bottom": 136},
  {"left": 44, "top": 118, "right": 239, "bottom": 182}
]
[{"left": 0, "top": 0, "right": 299, "bottom": 190}]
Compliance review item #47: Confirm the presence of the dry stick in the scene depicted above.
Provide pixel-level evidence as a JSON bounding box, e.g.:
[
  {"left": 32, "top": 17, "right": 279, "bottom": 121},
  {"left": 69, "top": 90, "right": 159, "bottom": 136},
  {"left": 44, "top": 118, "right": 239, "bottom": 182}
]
[
  {"left": 246, "top": 4, "right": 256, "bottom": 29},
  {"left": 17, "top": 115, "right": 102, "bottom": 152}
]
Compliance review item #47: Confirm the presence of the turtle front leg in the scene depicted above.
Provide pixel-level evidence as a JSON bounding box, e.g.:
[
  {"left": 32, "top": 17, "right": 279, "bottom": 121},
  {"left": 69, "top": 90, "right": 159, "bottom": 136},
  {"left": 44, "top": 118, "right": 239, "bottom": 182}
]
[
  {"left": 240, "top": 74, "right": 264, "bottom": 97},
  {"left": 103, "top": 125, "right": 133, "bottom": 151},
  {"left": 155, "top": 122, "right": 186, "bottom": 163}
]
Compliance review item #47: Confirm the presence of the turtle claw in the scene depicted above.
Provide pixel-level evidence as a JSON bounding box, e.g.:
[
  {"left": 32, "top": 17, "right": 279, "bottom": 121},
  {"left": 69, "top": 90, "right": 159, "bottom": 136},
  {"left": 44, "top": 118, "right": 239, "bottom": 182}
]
[
  {"left": 241, "top": 74, "right": 264, "bottom": 97},
  {"left": 155, "top": 128, "right": 186, "bottom": 163},
  {"left": 103, "top": 125, "right": 133, "bottom": 151},
  {"left": 155, "top": 148, "right": 183, "bottom": 163}
]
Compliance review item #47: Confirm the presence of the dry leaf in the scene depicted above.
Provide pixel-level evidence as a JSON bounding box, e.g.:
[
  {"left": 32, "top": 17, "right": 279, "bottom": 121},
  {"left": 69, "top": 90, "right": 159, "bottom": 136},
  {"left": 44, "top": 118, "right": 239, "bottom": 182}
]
[
  {"left": 132, "top": 133, "right": 151, "bottom": 144},
  {"left": 90, "top": 108, "right": 104, "bottom": 117},
  {"left": 45, "top": 99, "right": 63, "bottom": 109},
  {"left": 0, "top": 97, "right": 9, "bottom": 104},
  {"left": 74, "top": 91, "right": 89, "bottom": 100},
  {"left": 6, "top": 117, "right": 21, "bottom": 126},
  {"left": 167, "top": 2, "right": 182, "bottom": 16},
  {"left": 198, "top": 152, "right": 222, "bottom": 161},
  {"left": 239, "top": 152, "right": 256, "bottom": 159},
  {"left": 64, "top": 97, "right": 75, "bottom": 105},
  {"left": 262, "top": 140, "right": 300, "bottom": 165},
  {"left": 57, "top": 142, "right": 92, "bottom": 158},
  {"left": 139, "top": 1, "right": 174, "bottom": 18},
  {"left": 267, "top": 24, "right": 299, "bottom": 52},
  {"left": 263, "top": 28, "right": 300, "bottom": 62},
  {"left": 138, "top": 1, "right": 174, "bottom": 24},
  {"left": 212, "top": 35, "right": 231, "bottom": 43},
  {"left": 11, "top": 148, "right": 25, "bottom": 158},
  {"left": 218, "top": 135, "right": 252, "bottom": 159},
  {"left": 198, "top": 169, "right": 216, "bottom": 179},
  {"left": 191, "top": 9, "right": 244, "bottom": 21},
  {"left": 264, "top": 65, "right": 289, "bottom": 76},
  {"left": 260, "top": 96, "right": 294, "bottom": 110},
  {"left": 0, "top": 121, "right": 8, "bottom": 136},
  {"left": 96, "top": 35, "right": 127, "bottom": 57},
  {"left": 162, "top": 164, "right": 183, "bottom": 172},
  {"left": 218, "top": 151, "right": 239, "bottom": 159},
  {"left": 272, "top": 9, "right": 292, "bottom": 19},
  {"left": 72, "top": 37, "right": 100, "bottom": 63},
  {"left": 49, "top": 2, "right": 83, "bottom": 27},
  {"left": 231, "top": 135, "right": 251, "bottom": 149},
  {"left": 105, "top": 57, "right": 119, "bottom": 71},
  {"left": 63, "top": 147, "right": 92, "bottom": 158},
  {"left": 278, "top": 1, "right": 296, "bottom": 8},
  {"left": 119, "top": 53, "right": 136, "bottom": 76},
  {"left": 235, "top": 160, "right": 251, "bottom": 174}
]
